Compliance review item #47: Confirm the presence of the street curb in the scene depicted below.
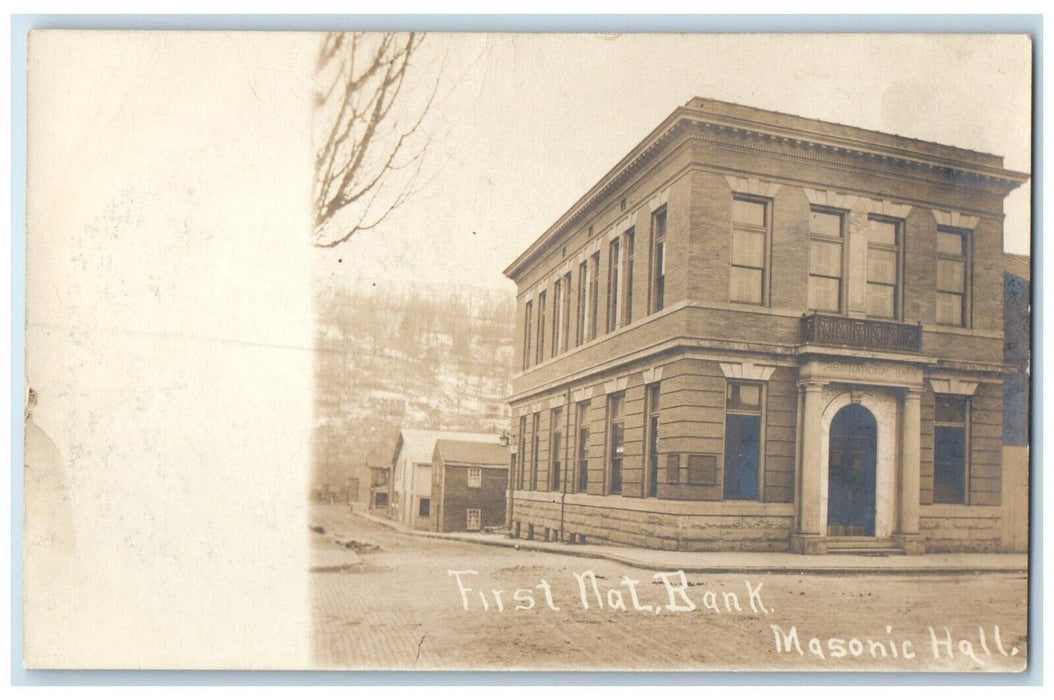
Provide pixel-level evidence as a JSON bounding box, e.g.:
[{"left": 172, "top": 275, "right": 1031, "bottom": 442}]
[{"left": 349, "top": 508, "right": 1028, "bottom": 576}]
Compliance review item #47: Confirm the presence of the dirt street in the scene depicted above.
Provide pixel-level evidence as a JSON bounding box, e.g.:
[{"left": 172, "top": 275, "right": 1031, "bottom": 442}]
[{"left": 309, "top": 505, "right": 1028, "bottom": 672}]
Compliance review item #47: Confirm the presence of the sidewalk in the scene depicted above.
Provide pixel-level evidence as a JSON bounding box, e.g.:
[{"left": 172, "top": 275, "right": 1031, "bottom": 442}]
[{"left": 354, "top": 508, "right": 1027, "bottom": 575}]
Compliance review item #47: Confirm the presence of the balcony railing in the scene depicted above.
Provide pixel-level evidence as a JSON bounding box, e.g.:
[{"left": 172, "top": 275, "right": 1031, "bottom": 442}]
[{"left": 801, "top": 312, "right": 922, "bottom": 353}]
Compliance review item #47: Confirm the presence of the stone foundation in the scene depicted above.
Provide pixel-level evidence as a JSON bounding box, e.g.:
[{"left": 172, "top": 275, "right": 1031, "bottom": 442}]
[
  {"left": 919, "top": 505, "right": 1002, "bottom": 553},
  {"left": 511, "top": 490, "right": 794, "bottom": 552}
]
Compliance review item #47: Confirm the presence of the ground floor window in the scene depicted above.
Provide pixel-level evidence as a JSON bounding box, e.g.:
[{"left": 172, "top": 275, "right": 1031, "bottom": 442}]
[
  {"left": 418, "top": 497, "right": 431, "bottom": 517},
  {"left": 723, "top": 381, "right": 762, "bottom": 500},
  {"left": 934, "top": 395, "right": 969, "bottom": 504},
  {"left": 576, "top": 400, "right": 590, "bottom": 492},
  {"left": 608, "top": 393, "right": 625, "bottom": 494},
  {"left": 373, "top": 492, "right": 388, "bottom": 508},
  {"left": 466, "top": 508, "right": 481, "bottom": 531}
]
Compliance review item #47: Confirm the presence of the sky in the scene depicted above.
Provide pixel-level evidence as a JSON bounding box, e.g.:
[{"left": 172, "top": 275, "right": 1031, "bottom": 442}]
[{"left": 313, "top": 33, "right": 1033, "bottom": 293}]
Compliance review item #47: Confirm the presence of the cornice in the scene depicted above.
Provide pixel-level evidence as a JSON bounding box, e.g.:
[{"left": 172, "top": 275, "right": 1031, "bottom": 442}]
[{"left": 504, "top": 105, "right": 1029, "bottom": 282}]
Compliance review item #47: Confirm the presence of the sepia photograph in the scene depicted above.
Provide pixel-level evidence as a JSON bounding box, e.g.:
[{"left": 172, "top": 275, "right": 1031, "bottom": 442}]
[{"left": 21, "top": 28, "right": 1033, "bottom": 674}]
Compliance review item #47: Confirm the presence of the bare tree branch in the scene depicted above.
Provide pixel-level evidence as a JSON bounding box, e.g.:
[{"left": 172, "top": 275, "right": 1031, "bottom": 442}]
[{"left": 312, "top": 32, "right": 439, "bottom": 249}]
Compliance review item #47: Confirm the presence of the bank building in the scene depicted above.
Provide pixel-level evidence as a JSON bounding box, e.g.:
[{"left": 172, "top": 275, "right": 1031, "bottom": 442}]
[{"left": 503, "top": 98, "right": 1029, "bottom": 555}]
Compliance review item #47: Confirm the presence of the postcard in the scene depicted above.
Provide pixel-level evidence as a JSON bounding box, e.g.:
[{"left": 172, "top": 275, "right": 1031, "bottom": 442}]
[{"left": 23, "top": 30, "right": 1031, "bottom": 672}]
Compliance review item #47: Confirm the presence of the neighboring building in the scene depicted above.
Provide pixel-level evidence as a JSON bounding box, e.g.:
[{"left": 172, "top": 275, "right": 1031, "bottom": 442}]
[
  {"left": 504, "top": 97, "right": 1029, "bottom": 554},
  {"left": 430, "top": 439, "right": 510, "bottom": 532},
  {"left": 389, "top": 428, "right": 504, "bottom": 530},
  {"left": 368, "top": 460, "right": 391, "bottom": 513},
  {"left": 1001, "top": 253, "right": 1031, "bottom": 552}
]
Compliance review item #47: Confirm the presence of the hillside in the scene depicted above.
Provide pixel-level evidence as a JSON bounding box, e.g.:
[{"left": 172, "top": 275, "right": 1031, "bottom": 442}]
[{"left": 312, "top": 281, "right": 516, "bottom": 496}]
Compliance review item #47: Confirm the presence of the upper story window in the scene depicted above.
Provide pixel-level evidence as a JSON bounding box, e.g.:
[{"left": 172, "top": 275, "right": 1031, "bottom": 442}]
[
  {"left": 808, "top": 208, "right": 845, "bottom": 313},
  {"left": 551, "top": 277, "right": 564, "bottom": 356},
  {"left": 522, "top": 300, "right": 533, "bottom": 371},
  {"left": 607, "top": 238, "right": 622, "bottom": 333},
  {"left": 467, "top": 467, "right": 482, "bottom": 489},
  {"left": 588, "top": 252, "right": 600, "bottom": 341},
  {"left": 535, "top": 290, "right": 547, "bottom": 364},
  {"left": 866, "top": 217, "right": 903, "bottom": 320},
  {"left": 560, "top": 271, "right": 572, "bottom": 352},
  {"left": 650, "top": 207, "right": 667, "bottom": 313},
  {"left": 730, "top": 196, "right": 769, "bottom": 305},
  {"left": 624, "top": 228, "right": 635, "bottom": 326},
  {"left": 575, "top": 260, "right": 588, "bottom": 347},
  {"left": 936, "top": 227, "right": 971, "bottom": 327},
  {"left": 607, "top": 393, "right": 625, "bottom": 495}
]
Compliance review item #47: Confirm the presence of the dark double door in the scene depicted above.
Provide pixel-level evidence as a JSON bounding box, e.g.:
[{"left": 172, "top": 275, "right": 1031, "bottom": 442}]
[{"left": 827, "top": 404, "right": 877, "bottom": 537}]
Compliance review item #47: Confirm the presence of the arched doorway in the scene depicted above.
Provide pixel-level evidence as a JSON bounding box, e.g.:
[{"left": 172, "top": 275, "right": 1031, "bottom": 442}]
[{"left": 827, "top": 404, "right": 877, "bottom": 537}]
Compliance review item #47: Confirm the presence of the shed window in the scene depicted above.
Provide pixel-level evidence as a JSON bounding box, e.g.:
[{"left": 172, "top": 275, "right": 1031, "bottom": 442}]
[{"left": 467, "top": 467, "right": 482, "bottom": 488}]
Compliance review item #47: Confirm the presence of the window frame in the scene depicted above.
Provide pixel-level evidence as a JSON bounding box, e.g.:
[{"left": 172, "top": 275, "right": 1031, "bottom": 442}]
[
  {"left": 729, "top": 194, "right": 771, "bottom": 306},
  {"left": 650, "top": 207, "right": 667, "bottom": 314},
  {"left": 624, "top": 227, "right": 635, "bottom": 326},
  {"left": 607, "top": 237, "right": 621, "bottom": 333},
  {"left": 530, "top": 412, "right": 541, "bottom": 491},
  {"left": 606, "top": 392, "right": 626, "bottom": 495},
  {"left": 551, "top": 277, "right": 563, "bottom": 357},
  {"left": 576, "top": 400, "right": 591, "bottom": 493},
  {"left": 588, "top": 252, "right": 600, "bottom": 341},
  {"left": 644, "top": 382, "right": 661, "bottom": 498},
  {"left": 522, "top": 299, "right": 533, "bottom": 370},
  {"left": 807, "top": 206, "right": 847, "bottom": 314},
  {"left": 516, "top": 415, "right": 527, "bottom": 489},
  {"left": 535, "top": 290, "right": 547, "bottom": 364},
  {"left": 550, "top": 406, "right": 564, "bottom": 492},
  {"left": 467, "top": 467, "right": 482, "bottom": 489},
  {"left": 560, "top": 271, "right": 572, "bottom": 352},
  {"left": 418, "top": 497, "right": 431, "bottom": 518},
  {"left": 575, "top": 260, "right": 588, "bottom": 347},
  {"left": 722, "top": 380, "right": 766, "bottom": 501},
  {"left": 933, "top": 394, "right": 971, "bottom": 505},
  {"left": 865, "top": 215, "right": 905, "bottom": 321},
  {"left": 466, "top": 508, "right": 481, "bottom": 531},
  {"left": 936, "top": 226, "right": 972, "bottom": 328}
]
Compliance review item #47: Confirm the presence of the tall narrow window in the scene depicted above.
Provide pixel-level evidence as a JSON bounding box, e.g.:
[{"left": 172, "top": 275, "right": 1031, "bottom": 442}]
[
  {"left": 607, "top": 238, "right": 621, "bottom": 333},
  {"left": 607, "top": 393, "right": 625, "bottom": 495},
  {"left": 520, "top": 301, "right": 531, "bottom": 371},
  {"left": 808, "top": 208, "right": 845, "bottom": 313},
  {"left": 588, "top": 252, "right": 600, "bottom": 341},
  {"left": 516, "top": 415, "right": 527, "bottom": 489},
  {"left": 550, "top": 406, "right": 563, "bottom": 491},
  {"left": 934, "top": 395, "right": 969, "bottom": 504},
  {"left": 645, "top": 383, "right": 661, "bottom": 498},
  {"left": 730, "top": 196, "right": 769, "bottom": 305},
  {"left": 551, "top": 278, "right": 563, "bottom": 357},
  {"left": 575, "top": 260, "right": 588, "bottom": 346},
  {"left": 467, "top": 467, "right": 482, "bottom": 488},
  {"left": 937, "top": 227, "right": 970, "bottom": 327},
  {"left": 866, "top": 217, "right": 902, "bottom": 320},
  {"left": 624, "top": 228, "right": 635, "bottom": 325},
  {"left": 535, "top": 291, "right": 547, "bottom": 364},
  {"left": 576, "top": 400, "right": 590, "bottom": 492},
  {"left": 650, "top": 208, "right": 667, "bottom": 313},
  {"left": 723, "top": 382, "right": 762, "bottom": 500},
  {"left": 561, "top": 271, "right": 572, "bottom": 352},
  {"left": 530, "top": 412, "right": 541, "bottom": 491}
]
